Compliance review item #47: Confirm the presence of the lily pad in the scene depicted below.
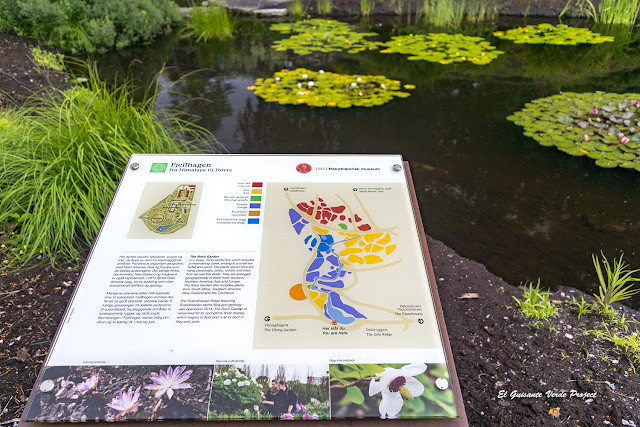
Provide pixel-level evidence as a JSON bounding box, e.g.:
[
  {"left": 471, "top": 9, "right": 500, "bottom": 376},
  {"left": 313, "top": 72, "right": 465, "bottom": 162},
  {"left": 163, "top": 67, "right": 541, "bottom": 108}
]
[
  {"left": 507, "top": 92, "right": 640, "bottom": 172},
  {"left": 493, "top": 24, "right": 614, "bottom": 45},
  {"left": 379, "top": 33, "right": 503, "bottom": 65},
  {"left": 270, "top": 19, "right": 380, "bottom": 55},
  {"left": 248, "top": 68, "right": 413, "bottom": 108}
]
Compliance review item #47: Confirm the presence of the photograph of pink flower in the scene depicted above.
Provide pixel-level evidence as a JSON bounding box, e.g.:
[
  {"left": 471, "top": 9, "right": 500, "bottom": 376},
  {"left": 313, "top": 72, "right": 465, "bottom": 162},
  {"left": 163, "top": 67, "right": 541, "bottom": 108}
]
[{"left": 25, "top": 365, "right": 212, "bottom": 422}]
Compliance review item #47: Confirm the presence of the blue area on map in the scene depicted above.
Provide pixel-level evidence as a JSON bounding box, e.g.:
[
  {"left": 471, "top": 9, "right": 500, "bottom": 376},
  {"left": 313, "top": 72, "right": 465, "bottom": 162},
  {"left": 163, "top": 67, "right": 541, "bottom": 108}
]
[
  {"left": 289, "top": 207, "right": 367, "bottom": 325},
  {"left": 289, "top": 209, "right": 309, "bottom": 235},
  {"left": 156, "top": 224, "right": 174, "bottom": 232}
]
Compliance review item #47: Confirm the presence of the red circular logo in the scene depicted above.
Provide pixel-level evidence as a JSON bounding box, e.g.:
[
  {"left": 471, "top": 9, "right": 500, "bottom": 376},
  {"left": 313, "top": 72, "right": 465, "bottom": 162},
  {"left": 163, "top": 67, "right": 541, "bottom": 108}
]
[
  {"left": 296, "top": 163, "right": 312, "bottom": 173},
  {"left": 331, "top": 320, "right": 337, "bottom": 326}
]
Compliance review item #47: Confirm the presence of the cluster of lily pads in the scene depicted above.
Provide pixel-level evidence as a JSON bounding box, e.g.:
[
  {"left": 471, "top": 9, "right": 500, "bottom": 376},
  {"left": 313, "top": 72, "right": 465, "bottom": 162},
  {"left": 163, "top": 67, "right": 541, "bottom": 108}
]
[
  {"left": 270, "top": 19, "right": 380, "bottom": 55},
  {"left": 380, "top": 33, "right": 503, "bottom": 65},
  {"left": 247, "top": 68, "right": 413, "bottom": 108},
  {"left": 493, "top": 24, "right": 614, "bottom": 45},
  {"left": 508, "top": 92, "right": 640, "bottom": 171}
]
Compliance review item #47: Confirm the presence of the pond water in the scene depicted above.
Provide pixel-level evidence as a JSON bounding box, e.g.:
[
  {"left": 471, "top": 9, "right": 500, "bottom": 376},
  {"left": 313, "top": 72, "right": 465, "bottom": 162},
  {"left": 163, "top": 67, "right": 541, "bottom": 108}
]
[{"left": 95, "top": 17, "right": 640, "bottom": 306}]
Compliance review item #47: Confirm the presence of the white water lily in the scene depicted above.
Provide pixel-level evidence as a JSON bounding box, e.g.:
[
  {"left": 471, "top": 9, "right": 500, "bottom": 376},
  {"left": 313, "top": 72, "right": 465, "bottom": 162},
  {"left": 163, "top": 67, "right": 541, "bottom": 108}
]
[
  {"left": 302, "top": 74, "right": 308, "bottom": 78},
  {"left": 368, "top": 364, "right": 427, "bottom": 419}
]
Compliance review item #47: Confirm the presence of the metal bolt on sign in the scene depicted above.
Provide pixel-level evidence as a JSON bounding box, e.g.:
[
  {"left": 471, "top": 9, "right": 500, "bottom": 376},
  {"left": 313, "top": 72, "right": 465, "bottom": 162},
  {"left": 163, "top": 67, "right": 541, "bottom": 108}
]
[
  {"left": 435, "top": 378, "right": 449, "bottom": 391},
  {"left": 393, "top": 164, "right": 402, "bottom": 171},
  {"left": 130, "top": 163, "right": 140, "bottom": 170}
]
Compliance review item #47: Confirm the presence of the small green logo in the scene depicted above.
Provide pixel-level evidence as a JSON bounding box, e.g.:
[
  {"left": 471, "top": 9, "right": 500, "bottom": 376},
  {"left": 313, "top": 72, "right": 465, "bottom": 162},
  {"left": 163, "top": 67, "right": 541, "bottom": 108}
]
[{"left": 150, "top": 163, "right": 168, "bottom": 173}]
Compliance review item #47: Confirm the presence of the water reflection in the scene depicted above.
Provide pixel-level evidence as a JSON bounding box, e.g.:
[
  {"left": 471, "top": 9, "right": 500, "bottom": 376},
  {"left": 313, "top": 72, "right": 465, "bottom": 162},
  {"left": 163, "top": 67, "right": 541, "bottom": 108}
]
[{"left": 93, "top": 18, "right": 640, "bottom": 306}]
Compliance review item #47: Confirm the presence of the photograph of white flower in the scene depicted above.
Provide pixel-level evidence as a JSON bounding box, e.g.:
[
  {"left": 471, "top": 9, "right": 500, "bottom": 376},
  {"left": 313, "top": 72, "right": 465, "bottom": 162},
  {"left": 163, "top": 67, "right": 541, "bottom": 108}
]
[
  {"left": 25, "top": 365, "right": 213, "bottom": 422},
  {"left": 329, "top": 363, "right": 457, "bottom": 419}
]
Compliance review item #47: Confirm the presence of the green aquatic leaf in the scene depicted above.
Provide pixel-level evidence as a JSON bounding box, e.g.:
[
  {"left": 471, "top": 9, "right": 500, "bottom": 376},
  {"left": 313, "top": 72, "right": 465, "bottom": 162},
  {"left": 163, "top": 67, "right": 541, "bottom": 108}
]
[
  {"left": 493, "top": 24, "right": 614, "bottom": 45},
  {"left": 270, "top": 18, "right": 380, "bottom": 55},
  {"left": 508, "top": 91, "right": 640, "bottom": 172},
  {"left": 380, "top": 33, "right": 503, "bottom": 65},
  {"left": 248, "top": 68, "right": 413, "bottom": 109}
]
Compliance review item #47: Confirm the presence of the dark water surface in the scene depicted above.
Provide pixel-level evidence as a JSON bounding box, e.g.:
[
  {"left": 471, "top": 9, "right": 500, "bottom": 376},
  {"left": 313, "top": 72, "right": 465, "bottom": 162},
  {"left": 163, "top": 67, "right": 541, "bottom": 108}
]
[{"left": 95, "top": 18, "right": 640, "bottom": 306}]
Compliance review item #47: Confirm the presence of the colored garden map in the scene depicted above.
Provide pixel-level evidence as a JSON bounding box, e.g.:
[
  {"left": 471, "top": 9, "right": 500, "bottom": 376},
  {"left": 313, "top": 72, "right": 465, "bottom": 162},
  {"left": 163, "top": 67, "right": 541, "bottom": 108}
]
[
  {"left": 139, "top": 185, "right": 196, "bottom": 234},
  {"left": 283, "top": 192, "right": 410, "bottom": 330}
]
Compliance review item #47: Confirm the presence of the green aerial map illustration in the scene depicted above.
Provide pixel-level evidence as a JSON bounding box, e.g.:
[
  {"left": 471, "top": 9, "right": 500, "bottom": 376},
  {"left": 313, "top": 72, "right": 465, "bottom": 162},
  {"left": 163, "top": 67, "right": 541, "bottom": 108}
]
[{"left": 139, "top": 185, "right": 196, "bottom": 234}]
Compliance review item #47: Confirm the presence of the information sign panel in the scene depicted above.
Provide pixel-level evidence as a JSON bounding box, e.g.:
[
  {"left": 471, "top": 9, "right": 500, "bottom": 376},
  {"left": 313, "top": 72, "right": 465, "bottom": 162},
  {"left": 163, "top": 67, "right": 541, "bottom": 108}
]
[{"left": 23, "top": 155, "right": 465, "bottom": 424}]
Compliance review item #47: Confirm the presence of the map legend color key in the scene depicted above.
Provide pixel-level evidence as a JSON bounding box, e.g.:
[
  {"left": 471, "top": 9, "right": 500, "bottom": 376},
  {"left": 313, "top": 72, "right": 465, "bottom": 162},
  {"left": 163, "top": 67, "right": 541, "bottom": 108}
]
[{"left": 248, "top": 182, "right": 263, "bottom": 224}]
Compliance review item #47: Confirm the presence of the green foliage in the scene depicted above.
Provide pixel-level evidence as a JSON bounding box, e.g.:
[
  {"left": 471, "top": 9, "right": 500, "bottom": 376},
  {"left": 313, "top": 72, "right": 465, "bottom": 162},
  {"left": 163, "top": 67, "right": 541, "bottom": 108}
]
[
  {"left": 317, "top": 0, "right": 332, "bottom": 15},
  {"left": 423, "top": 0, "right": 466, "bottom": 27},
  {"left": 465, "top": 0, "right": 497, "bottom": 23},
  {"left": 183, "top": 3, "right": 233, "bottom": 42},
  {"left": 570, "top": 296, "right": 592, "bottom": 319},
  {"left": 593, "top": 252, "right": 640, "bottom": 312},
  {"left": 288, "top": 0, "right": 306, "bottom": 17},
  {"left": 512, "top": 280, "right": 557, "bottom": 320},
  {"left": 0, "top": 0, "right": 180, "bottom": 54},
  {"left": 361, "top": 0, "right": 374, "bottom": 16},
  {"left": 507, "top": 92, "right": 640, "bottom": 172},
  {"left": 380, "top": 33, "right": 503, "bottom": 65},
  {"left": 392, "top": 0, "right": 406, "bottom": 15},
  {"left": 598, "top": 0, "right": 640, "bottom": 26},
  {"left": 30, "top": 47, "right": 64, "bottom": 71},
  {"left": 0, "top": 64, "right": 216, "bottom": 267},
  {"left": 606, "top": 328, "right": 640, "bottom": 363},
  {"left": 270, "top": 18, "right": 380, "bottom": 55},
  {"left": 209, "top": 366, "right": 263, "bottom": 416},
  {"left": 493, "top": 24, "right": 614, "bottom": 45},
  {"left": 248, "top": 68, "right": 413, "bottom": 108}
]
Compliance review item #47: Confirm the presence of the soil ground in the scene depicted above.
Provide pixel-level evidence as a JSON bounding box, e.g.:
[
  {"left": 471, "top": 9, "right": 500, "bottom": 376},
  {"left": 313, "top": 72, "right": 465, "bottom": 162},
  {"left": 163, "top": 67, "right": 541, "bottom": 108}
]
[{"left": 1, "top": 13, "right": 640, "bottom": 426}]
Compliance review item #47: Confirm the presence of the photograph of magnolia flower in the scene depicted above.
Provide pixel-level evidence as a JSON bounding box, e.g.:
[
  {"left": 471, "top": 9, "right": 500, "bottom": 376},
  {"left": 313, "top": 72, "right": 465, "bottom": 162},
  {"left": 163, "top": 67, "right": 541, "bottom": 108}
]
[
  {"left": 208, "top": 364, "right": 330, "bottom": 421},
  {"left": 24, "top": 365, "right": 213, "bottom": 422},
  {"left": 329, "top": 363, "right": 457, "bottom": 419}
]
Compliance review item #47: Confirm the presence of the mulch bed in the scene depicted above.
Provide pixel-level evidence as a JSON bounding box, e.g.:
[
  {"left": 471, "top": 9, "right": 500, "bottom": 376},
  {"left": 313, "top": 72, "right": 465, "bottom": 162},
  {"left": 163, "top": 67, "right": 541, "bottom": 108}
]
[{"left": 1, "top": 29, "right": 640, "bottom": 426}]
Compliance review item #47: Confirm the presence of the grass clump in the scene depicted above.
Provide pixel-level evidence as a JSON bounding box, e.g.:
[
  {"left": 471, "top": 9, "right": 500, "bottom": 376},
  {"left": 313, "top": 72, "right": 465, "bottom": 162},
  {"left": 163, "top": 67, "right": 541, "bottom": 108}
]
[
  {"left": 593, "top": 252, "right": 640, "bottom": 314},
  {"left": 513, "top": 280, "right": 557, "bottom": 320},
  {"left": 423, "top": 0, "right": 466, "bottom": 27},
  {"left": 289, "top": 0, "right": 306, "bottom": 17},
  {"left": 183, "top": 2, "right": 233, "bottom": 42},
  {"left": 0, "top": 65, "right": 217, "bottom": 268}
]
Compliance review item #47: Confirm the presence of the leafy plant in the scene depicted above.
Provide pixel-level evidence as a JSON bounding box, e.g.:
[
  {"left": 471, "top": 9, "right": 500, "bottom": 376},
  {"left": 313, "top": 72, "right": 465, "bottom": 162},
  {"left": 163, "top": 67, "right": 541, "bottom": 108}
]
[
  {"left": 512, "top": 280, "right": 557, "bottom": 320},
  {"left": 270, "top": 18, "right": 380, "bottom": 55},
  {"left": 493, "top": 24, "right": 614, "bottom": 45},
  {"left": 288, "top": 0, "right": 306, "bottom": 17},
  {"left": 0, "top": 64, "right": 217, "bottom": 267},
  {"left": 0, "top": 0, "right": 181, "bottom": 53},
  {"left": 607, "top": 329, "right": 640, "bottom": 363},
  {"left": 598, "top": 0, "right": 640, "bottom": 26},
  {"left": 570, "top": 296, "right": 592, "bottom": 319},
  {"left": 465, "top": 0, "right": 497, "bottom": 23},
  {"left": 209, "top": 366, "right": 263, "bottom": 418},
  {"left": 423, "top": 0, "right": 466, "bottom": 27},
  {"left": 248, "top": 68, "right": 413, "bottom": 108},
  {"left": 592, "top": 252, "right": 640, "bottom": 312},
  {"left": 317, "top": 0, "right": 332, "bottom": 15},
  {"left": 361, "top": 0, "right": 374, "bottom": 16},
  {"left": 380, "top": 33, "right": 503, "bottom": 65},
  {"left": 392, "top": 0, "right": 406, "bottom": 15},
  {"left": 183, "top": 2, "right": 233, "bottom": 42},
  {"left": 30, "top": 47, "right": 64, "bottom": 71},
  {"left": 507, "top": 92, "right": 640, "bottom": 172}
]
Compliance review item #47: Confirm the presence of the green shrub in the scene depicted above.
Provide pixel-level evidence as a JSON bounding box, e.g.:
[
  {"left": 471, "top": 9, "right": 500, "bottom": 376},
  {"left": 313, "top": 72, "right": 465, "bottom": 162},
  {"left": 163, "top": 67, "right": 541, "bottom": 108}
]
[
  {"left": 0, "top": 0, "right": 181, "bottom": 53},
  {"left": 0, "top": 64, "right": 218, "bottom": 267}
]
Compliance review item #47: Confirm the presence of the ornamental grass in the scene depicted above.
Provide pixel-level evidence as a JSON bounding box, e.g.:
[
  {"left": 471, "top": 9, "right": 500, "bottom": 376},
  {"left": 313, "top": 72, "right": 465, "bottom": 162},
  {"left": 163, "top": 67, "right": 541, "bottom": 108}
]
[{"left": 0, "top": 64, "right": 218, "bottom": 268}]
